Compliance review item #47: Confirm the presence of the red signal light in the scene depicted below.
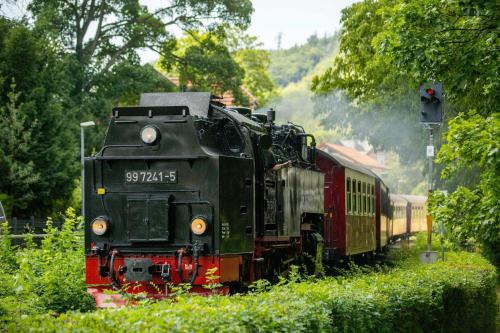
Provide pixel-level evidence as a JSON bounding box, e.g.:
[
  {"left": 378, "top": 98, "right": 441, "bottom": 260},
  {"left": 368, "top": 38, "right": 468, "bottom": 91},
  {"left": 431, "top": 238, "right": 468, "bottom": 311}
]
[{"left": 426, "top": 88, "right": 435, "bottom": 95}]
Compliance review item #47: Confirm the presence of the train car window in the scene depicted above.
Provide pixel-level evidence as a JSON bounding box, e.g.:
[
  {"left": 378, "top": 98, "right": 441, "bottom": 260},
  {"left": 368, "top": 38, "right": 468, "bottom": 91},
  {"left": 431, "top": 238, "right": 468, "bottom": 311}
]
[
  {"left": 371, "top": 185, "right": 375, "bottom": 215},
  {"left": 346, "top": 178, "right": 351, "bottom": 214},
  {"left": 372, "top": 185, "right": 375, "bottom": 215},
  {"left": 357, "top": 181, "right": 362, "bottom": 215},
  {"left": 370, "top": 186, "right": 373, "bottom": 215},
  {"left": 371, "top": 186, "right": 374, "bottom": 215},
  {"left": 367, "top": 184, "right": 371, "bottom": 214},
  {"left": 366, "top": 183, "right": 369, "bottom": 214},
  {"left": 352, "top": 179, "right": 357, "bottom": 213},
  {"left": 373, "top": 188, "right": 376, "bottom": 215},
  {"left": 362, "top": 182, "right": 366, "bottom": 214},
  {"left": 368, "top": 185, "right": 371, "bottom": 215}
]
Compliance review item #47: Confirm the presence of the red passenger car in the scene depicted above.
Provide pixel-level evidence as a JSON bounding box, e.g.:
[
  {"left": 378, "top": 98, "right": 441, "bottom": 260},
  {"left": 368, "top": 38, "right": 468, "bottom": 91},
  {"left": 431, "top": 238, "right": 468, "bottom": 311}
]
[{"left": 316, "top": 150, "right": 382, "bottom": 260}]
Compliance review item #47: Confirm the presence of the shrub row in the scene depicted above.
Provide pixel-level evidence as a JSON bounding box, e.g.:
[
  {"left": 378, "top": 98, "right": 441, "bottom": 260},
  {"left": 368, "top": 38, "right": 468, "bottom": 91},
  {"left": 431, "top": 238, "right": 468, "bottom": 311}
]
[
  {"left": 0, "top": 209, "right": 95, "bottom": 325},
  {"left": 4, "top": 251, "right": 496, "bottom": 333}
]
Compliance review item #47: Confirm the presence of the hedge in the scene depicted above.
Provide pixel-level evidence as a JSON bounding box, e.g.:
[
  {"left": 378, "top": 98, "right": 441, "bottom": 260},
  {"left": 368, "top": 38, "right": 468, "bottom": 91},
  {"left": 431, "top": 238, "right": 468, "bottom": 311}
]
[{"left": 4, "top": 251, "right": 496, "bottom": 333}]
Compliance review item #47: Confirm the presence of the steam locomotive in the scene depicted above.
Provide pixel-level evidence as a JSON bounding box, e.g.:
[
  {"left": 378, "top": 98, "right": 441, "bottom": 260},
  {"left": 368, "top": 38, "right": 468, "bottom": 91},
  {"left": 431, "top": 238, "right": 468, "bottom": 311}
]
[{"left": 84, "top": 92, "right": 426, "bottom": 307}]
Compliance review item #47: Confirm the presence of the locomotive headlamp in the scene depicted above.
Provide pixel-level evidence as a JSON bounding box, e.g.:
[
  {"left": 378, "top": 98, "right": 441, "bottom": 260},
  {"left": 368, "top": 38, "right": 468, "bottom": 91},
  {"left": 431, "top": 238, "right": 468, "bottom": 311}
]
[
  {"left": 140, "top": 125, "right": 160, "bottom": 145},
  {"left": 91, "top": 217, "right": 109, "bottom": 236},
  {"left": 190, "top": 217, "right": 207, "bottom": 235}
]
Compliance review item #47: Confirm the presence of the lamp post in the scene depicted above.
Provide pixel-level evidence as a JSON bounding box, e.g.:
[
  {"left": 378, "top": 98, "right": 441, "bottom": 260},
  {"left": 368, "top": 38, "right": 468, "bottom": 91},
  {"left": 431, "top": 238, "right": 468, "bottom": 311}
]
[{"left": 80, "top": 121, "right": 95, "bottom": 220}]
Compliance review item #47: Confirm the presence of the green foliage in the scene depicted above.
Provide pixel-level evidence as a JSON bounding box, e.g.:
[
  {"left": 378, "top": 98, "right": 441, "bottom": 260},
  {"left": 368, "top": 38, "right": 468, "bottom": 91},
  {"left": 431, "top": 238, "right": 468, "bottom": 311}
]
[
  {"left": 0, "top": 18, "right": 78, "bottom": 216},
  {"left": 159, "top": 28, "right": 277, "bottom": 107},
  {"left": 4, "top": 251, "right": 496, "bottom": 332},
  {"left": 311, "top": 0, "right": 499, "bottom": 264},
  {"left": 0, "top": 222, "right": 17, "bottom": 272},
  {"left": 160, "top": 31, "right": 245, "bottom": 100},
  {"left": 0, "top": 208, "right": 95, "bottom": 325},
  {"left": 27, "top": 0, "right": 253, "bottom": 101},
  {"left": 311, "top": 0, "right": 499, "bottom": 162},
  {"left": 380, "top": 0, "right": 499, "bottom": 116},
  {"left": 310, "top": 0, "right": 427, "bottom": 163},
  {"left": 312, "top": 0, "right": 498, "bottom": 116},
  {"left": 1, "top": 1, "right": 254, "bottom": 211},
  {"left": 227, "top": 28, "right": 278, "bottom": 106},
  {"left": 429, "top": 112, "right": 500, "bottom": 265}
]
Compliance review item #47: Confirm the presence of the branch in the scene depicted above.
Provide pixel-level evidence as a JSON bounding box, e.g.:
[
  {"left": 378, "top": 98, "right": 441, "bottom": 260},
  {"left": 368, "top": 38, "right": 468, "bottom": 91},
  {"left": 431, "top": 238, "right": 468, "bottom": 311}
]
[
  {"left": 100, "top": 5, "right": 178, "bottom": 31},
  {"left": 84, "top": 40, "right": 133, "bottom": 89},
  {"left": 80, "top": 0, "right": 96, "bottom": 39},
  {"left": 83, "top": 0, "right": 105, "bottom": 62},
  {"left": 441, "top": 26, "right": 494, "bottom": 44}
]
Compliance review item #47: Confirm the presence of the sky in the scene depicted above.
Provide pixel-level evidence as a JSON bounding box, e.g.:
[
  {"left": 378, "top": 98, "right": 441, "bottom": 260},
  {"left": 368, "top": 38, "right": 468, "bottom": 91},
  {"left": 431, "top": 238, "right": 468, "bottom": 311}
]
[
  {"left": 247, "top": 0, "right": 358, "bottom": 50},
  {"left": 2, "top": 0, "right": 358, "bottom": 62},
  {"left": 139, "top": 0, "right": 358, "bottom": 63}
]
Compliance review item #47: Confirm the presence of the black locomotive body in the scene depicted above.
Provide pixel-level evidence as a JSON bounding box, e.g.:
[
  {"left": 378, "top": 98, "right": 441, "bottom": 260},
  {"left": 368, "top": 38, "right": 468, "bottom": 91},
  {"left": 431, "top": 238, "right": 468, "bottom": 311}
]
[{"left": 84, "top": 93, "right": 324, "bottom": 306}]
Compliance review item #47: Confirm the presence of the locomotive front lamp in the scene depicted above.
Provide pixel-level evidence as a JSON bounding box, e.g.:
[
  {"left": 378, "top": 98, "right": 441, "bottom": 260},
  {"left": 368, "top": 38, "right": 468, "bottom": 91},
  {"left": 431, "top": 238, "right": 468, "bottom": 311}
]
[
  {"left": 140, "top": 125, "right": 160, "bottom": 145},
  {"left": 191, "top": 217, "right": 207, "bottom": 235},
  {"left": 91, "top": 217, "right": 109, "bottom": 236}
]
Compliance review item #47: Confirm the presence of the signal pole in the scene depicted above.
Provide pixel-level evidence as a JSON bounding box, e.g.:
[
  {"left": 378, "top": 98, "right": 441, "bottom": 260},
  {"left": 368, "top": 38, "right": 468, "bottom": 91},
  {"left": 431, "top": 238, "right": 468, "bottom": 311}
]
[
  {"left": 424, "top": 124, "right": 435, "bottom": 248},
  {"left": 419, "top": 83, "right": 443, "bottom": 263}
]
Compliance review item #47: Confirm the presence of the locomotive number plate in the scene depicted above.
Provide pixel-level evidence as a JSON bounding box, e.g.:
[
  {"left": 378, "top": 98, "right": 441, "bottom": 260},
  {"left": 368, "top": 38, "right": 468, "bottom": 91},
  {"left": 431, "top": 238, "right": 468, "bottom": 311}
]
[{"left": 125, "top": 170, "right": 177, "bottom": 184}]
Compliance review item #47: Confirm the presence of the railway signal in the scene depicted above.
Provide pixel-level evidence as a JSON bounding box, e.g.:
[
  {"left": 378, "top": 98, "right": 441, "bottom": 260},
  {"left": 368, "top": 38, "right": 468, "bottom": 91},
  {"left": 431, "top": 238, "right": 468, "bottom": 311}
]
[
  {"left": 419, "top": 82, "right": 443, "bottom": 124},
  {"left": 419, "top": 82, "right": 444, "bottom": 263}
]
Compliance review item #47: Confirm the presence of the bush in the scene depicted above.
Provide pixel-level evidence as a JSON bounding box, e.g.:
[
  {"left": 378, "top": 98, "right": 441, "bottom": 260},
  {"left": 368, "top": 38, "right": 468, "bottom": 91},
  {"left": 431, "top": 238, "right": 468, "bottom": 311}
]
[
  {"left": 0, "top": 208, "right": 95, "bottom": 325},
  {"left": 4, "top": 251, "right": 496, "bottom": 333}
]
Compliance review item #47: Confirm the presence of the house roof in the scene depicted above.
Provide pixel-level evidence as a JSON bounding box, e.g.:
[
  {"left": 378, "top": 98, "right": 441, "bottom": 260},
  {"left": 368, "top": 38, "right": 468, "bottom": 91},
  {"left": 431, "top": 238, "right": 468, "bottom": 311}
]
[
  {"left": 318, "top": 142, "right": 388, "bottom": 172},
  {"left": 154, "top": 68, "right": 258, "bottom": 108}
]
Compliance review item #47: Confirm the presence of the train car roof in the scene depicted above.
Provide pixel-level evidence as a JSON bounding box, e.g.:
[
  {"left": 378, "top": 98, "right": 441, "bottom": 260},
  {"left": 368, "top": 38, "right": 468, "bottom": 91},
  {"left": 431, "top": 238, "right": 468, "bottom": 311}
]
[
  {"left": 399, "top": 194, "right": 427, "bottom": 203},
  {"left": 317, "top": 148, "right": 378, "bottom": 179}
]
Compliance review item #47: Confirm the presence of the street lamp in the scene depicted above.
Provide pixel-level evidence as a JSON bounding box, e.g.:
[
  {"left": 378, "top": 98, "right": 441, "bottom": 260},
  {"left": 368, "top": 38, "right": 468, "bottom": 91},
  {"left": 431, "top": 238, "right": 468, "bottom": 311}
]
[{"left": 80, "top": 121, "right": 95, "bottom": 220}]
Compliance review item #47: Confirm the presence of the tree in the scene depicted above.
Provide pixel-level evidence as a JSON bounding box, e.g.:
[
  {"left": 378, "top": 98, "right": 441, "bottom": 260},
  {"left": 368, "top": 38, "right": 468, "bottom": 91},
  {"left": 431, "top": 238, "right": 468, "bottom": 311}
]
[
  {"left": 310, "top": 1, "right": 424, "bottom": 162},
  {"left": 0, "top": 19, "right": 78, "bottom": 216},
  {"left": 159, "top": 31, "right": 245, "bottom": 100},
  {"left": 311, "top": 0, "right": 499, "bottom": 164},
  {"left": 429, "top": 112, "right": 499, "bottom": 265},
  {"left": 225, "top": 29, "right": 277, "bottom": 106},
  {"left": 159, "top": 28, "right": 277, "bottom": 107},
  {"left": 312, "top": 0, "right": 499, "bottom": 117},
  {"left": 311, "top": 0, "right": 499, "bottom": 262},
  {"left": 27, "top": 0, "right": 253, "bottom": 104}
]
